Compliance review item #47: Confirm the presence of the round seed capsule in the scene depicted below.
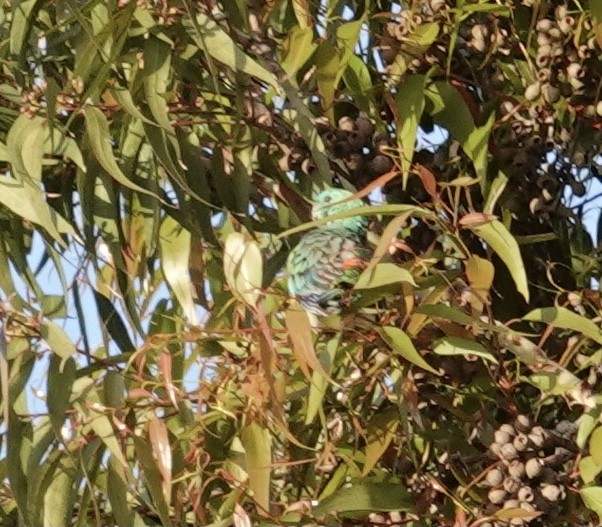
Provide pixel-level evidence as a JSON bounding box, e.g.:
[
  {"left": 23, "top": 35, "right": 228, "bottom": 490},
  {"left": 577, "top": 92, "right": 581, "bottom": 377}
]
[
  {"left": 513, "top": 433, "right": 529, "bottom": 452},
  {"left": 525, "top": 457, "right": 544, "bottom": 479},
  {"left": 486, "top": 467, "right": 505, "bottom": 487},
  {"left": 540, "top": 483, "right": 562, "bottom": 501},
  {"left": 500, "top": 443, "right": 518, "bottom": 461},
  {"left": 488, "top": 488, "right": 508, "bottom": 505},
  {"left": 508, "top": 460, "right": 525, "bottom": 480},
  {"left": 518, "top": 485, "right": 535, "bottom": 502},
  {"left": 515, "top": 415, "right": 531, "bottom": 433},
  {"left": 503, "top": 477, "right": 521, "bottom": 494}
]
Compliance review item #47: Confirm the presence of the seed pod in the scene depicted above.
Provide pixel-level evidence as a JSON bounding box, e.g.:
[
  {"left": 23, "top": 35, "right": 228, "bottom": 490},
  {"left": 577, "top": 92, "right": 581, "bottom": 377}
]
[
  {"left": 518, "top": 486, "right": 535, "bottom": 502},
  {"left": 508, "top": 460, "right": 525, "bottom": 480},
  {"left": 486, "top": 467, "right": 505, "bottom": 487},
  {"left": 499, "top": 423, "right": 516, "bottom": 436},
  {"left": 554, "top": 5, "right": 567, "bottom": 19},
  {"left": 490, "top": 442, "right": 502, "bottom": 458},
  {"left": 368, "top": 155, "right": 393, "bottom": 176},
  {"left": 488, "top": 488, "right": 508, "bottom": 505},
  {"left": 495, "top": 429, "right": 513, "bottom": 445},
  {"left": 524, "top": 82, "right": 541, "bottom": 101},
  {"left": 338, "top": 116, "right": 354, "bottom": 132},
  {"left": 536, "top": 19, "right": 553, "bottom": 32},
  {"left": 578, "top": 45, "right": 592, "bottom": 60},
  {"left": 596, "top": 101, "right": 602, "bottom": 116},
  {"left": 567, "top": 62, "right": 585, "bottom": 79},
  {"left": 518, "top": 502, "right": 536, "bottom": 518},
  {"left": 527, "top": 426, "right": 547, "bottom": 448},
  {"left": 541, "top": 84, "right": 559, "bottom": 102},
  {"left": 355, "top": 116, "right": 374, "bottom": 138},
  {"left": 513, "top": 433, "right": 529, "bottom": 452},
  {"left": 540, "top": 483, "right": 561, "bottom": 501},
  {"left": 503, "top": 477, "right": 521, "bottom": 494},
  {"left": 515, "top": 415, "right": 531, "bottom": 433},
  {"left": 536, "top": 33, "right": 550, "bottom": 46},
  {"left": 525, "top": 457, "right": 543, "bottom": 479},
  {"left": 547, "top": 27, "right": 562, "bottom": 40},
  {"left": 503, "top": 498, "right": 520, "bottom": 509},
  {"left": 500, "top": 443, "right": 518, "bottom": 461},
  {"left": 536, "top": 53, "right": 551, "bottom": 68}
]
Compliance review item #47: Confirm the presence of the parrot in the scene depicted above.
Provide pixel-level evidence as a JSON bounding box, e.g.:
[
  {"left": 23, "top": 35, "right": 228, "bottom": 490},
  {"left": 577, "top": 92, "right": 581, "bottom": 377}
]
[{"left": 286, "top": 188, "right": 372, "bottom": 315}]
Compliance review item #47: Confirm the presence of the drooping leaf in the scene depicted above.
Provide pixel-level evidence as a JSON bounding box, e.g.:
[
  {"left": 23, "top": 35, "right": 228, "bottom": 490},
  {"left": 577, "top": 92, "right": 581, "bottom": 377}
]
[
  {"left": 355, "top": 262, "right": 416, "bottom": 290},
  {"left": 524, "top": 307, "right": 602, "bottom": 345},
  {"left": 313, "top": 480, "right": 413, "bottom": 516},
  {"left": 159, "top": 216, "right": 199, "bottom": 324},
  {"left": 223, "top": 232, "right": 263, "bottom": 307},
  {"left": 241, "top": 420, "right": 271, "bottom": 512},
  {"left": 362, "top": 408, "right": 399, "bottom": 476},
  {"left": 580, "top": 486, "right": 602, "bottom": 521},
  {"left": 395, "top": 74, "right": 427, "bottom": 179},
  {"left": 379, "top": 326, "right": 439, "bottom": 375},
  {"left": 465, "top": 219, "right": 529, "bottom": 302},
  {"left": 433, "top": 336, "right": 497, "bottom": 363}
]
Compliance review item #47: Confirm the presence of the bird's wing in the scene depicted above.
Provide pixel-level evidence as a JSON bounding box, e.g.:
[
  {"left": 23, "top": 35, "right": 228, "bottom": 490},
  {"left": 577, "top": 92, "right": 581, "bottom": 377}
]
[{"left": 287, "top": 229, "right": 370, "bottom": 299}]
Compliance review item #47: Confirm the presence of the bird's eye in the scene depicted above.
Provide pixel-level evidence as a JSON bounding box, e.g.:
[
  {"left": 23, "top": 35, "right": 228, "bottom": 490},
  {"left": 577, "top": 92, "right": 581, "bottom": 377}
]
[{"left": 323, "top": 196, "right": 332, "bottom": 203}]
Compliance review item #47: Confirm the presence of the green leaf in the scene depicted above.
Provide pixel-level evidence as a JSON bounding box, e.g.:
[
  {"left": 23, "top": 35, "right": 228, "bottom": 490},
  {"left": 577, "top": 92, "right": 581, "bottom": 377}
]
[
  {"left": 313, "top": 481, "right": 412, "bottom": 516},
  {"left": 578, "top": 408, "right": 600, "bottom": 449},
  {"left": 159, "top": 216, "right": 198, "bottom": 324},
  {"left": 107, "top": 456, "right": 135, "bottom": 527},
  {"left": 395, "top": 75, "right": 427, "bottom": 178},
  {"left": 433, "top": 336, "right": 497, "bottom": 363},
  {"left": 133, "top": 436, "right": 171, "bottom": 526},
  {"left": 10, "top": 0, "right": 43, "bottom": 59},
  {"left": 40, "top": 456, "right": 76, "bottom": 527},
  {"left": 314, "top": 41, "right": 340, "bottom": 119},
  {"left": 464, "top": 111, "right": 495, "bottom": 180},
  {"left": 187, "top": 10, "right": 280, "bottom": 90},
  {"left": 241, "top": 420, "right": 271, "bottom": 511},
  {"left": 355, "top": 262, "right": 416, "bottom": 290},
  {"left": 363, "top": 409, "right": 399, "bottom": 476},
  {"left": 278, "top": 203, "right": 432, "bottom": 239},
  {"left": 40, "top": 321, "right": 77, "bottom": 360},
  {"left": 524, "top": 307, "right": 602, "bottom": 345},
  {"left": 93, "top": 289, "right": 135, "bottom": 354},
  {"left": 413, "top": 304, "right": 474, "bottom": 325},
  {"left": 590, "top": 427, "right": 602, "bottom": 466},
  {"left": 580, "top": 486, "right": 602, "bottom": 521},
  {"left": 465, "top": 220, "right": 529, "bottom": 302},
  {"left": 223, "top": 232, "right": 263, "bottom": 307},
  {"left": 103, "top": 371, "right": 125, "bottom": 409},
  {"left": 343, "top": 55, "right": 374, "bottom": 113},
  {"left": 483, "top": 171, "right": 509, "bottom": 215},
  {"left": 47, "top": 356, "right": 76, "bottom": 436},
  {"left": 379, "top": 326, "right": 439, "bottom": 375},
  {"left": 580, "top": 456, "right": 602, "bottom": 485},
  {"left": 6, "top": 114, "right": 45, "bottom": 183},
  {"left": 281, "top": 26, "right": 317, "bottom": 78},
  {"left": 0, "top": 175, "right": 73, "bottom": 246},
  {"left": 84, "top": 106, "right": 162, "bottom": 199},
  {"left": 86, "top": 396, "right": 128, "bottom": 469}
]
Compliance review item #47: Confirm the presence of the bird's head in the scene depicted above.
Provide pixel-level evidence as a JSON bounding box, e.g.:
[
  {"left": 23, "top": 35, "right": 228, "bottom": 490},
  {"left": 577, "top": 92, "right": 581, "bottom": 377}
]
[{"left": 311, "top": 188, "right": 368, "bottom": 232}]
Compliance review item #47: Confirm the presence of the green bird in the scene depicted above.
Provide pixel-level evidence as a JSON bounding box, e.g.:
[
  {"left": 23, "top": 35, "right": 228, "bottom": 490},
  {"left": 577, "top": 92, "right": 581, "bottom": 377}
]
[{"left": 286, "top": 188, "right": 372, "bottom": 315}]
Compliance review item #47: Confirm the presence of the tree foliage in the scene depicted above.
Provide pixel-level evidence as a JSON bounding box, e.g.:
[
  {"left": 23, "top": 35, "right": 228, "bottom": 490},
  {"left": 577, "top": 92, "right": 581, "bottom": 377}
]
[{"left": 1, "top": 0, "right": 602, "bottom": 525}]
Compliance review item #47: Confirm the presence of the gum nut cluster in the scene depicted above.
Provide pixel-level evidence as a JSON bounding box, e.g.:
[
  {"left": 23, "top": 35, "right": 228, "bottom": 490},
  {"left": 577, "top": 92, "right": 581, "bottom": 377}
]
[
  {"left": 482, "top": 415, "right": 578, "bottom": 526},
  {"left": 283, "top": 114, "right": 393, "bottom": 188}
]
